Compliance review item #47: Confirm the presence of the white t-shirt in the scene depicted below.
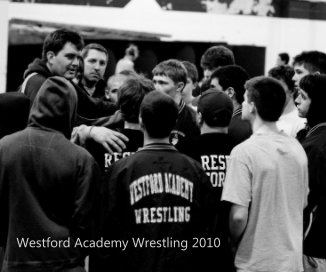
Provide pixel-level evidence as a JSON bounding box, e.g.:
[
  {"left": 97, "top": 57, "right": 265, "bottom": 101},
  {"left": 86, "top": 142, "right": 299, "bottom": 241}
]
[
  {"left": 277, "top": 107, "right": 306, "bottom": 137},
  {"left": 222, "top": 130, "right": 308, "bottom": 272}
]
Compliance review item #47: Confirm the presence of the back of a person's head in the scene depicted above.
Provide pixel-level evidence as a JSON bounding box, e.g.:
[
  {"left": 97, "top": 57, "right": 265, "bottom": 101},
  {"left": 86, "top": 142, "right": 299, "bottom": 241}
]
[
  {"left": 182, "top": 61, "right": 198, "bottom": 83},
  {"left": 198, "top": 89, "right": 233, "bottom": 127},
  {"left": 244, "top": 76, "right": 286, "bottom": 122},
  {"left": 28, "top": 76, "right": 78, "bottom": 139},
  {"left": 279, "top": 53, "right": 290, "bottom": 65},
  {"left": 268, "top": 65, "right": 295, "bottom": 93},
  {"left": 293, "top": 51, "right": 326, "bottom": 74},
  {"left": 299, "top": 74, "right": 326, "bottom": 126},
  {"left": 210, "top": 65, "right": 249, "bottom": 104},
  {"left": 140, "top": 90, "right": 178, "bottom": 138},
  {"left": 152, "top": 59, "right": 187, "bottom": 86},
  {"left": 200, "top": 45, "right": 235, "bottom": 70},
  {"left": 118, "top": 76, "right": 154, "bottom": 123},
  {"left": 81, "top": 43, "right": 108, "bottom": 59},
  {"left": 42, "top": 28, "right": 84, "bottom": 60}
]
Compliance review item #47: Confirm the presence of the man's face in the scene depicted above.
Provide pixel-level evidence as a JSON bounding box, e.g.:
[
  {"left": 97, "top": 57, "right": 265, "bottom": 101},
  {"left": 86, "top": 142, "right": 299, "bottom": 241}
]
[
  {"left": 49, "top": 42, "right": 80, "bottom": 79},
  {"left": 210, "top": 77, "right": 224, "bottom": 92},
  {"left": 293, "top": 64, "right": 310, "bottom": 89},
  {"left": 105, "top": 76, "right": 126, "bottom": 104},
  {"left": 153, "top": 75, "right": 178, "bottom": 98},
  {"left": 83, "top": 49, "right": 108, "bottom": 83},
  {"left": 295, "top": 88, "right": 311, "bottom": 118}
]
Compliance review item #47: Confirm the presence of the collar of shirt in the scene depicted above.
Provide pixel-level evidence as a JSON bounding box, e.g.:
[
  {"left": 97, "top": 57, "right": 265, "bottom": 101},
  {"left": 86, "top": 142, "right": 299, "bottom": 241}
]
[
  {"left": 306, "top": 122, "right": 326, "bottom": 137},
  {"left": 232, "top": 107, "right": 242, "bottom": 118},
  {"left": 138, "top": 143, "right": 177, "bottom": 152}
]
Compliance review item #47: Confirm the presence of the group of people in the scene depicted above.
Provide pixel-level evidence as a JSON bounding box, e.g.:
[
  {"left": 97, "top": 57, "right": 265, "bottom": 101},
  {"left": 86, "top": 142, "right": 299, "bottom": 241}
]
[{"left": 0, "top": 27, "right": 325, "bottom": 272}]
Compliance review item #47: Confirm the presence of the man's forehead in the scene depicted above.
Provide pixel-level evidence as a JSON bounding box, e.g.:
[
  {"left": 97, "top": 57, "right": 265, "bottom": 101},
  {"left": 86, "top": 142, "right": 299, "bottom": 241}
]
[
  {"left": 85, "top": 49, "right": 107, "bottom": 59},
  {"left": 59, "top": 42, "right": 80, "bottom": 55},
  {"left": 294, "top": 63, "right": 310, "bottom": 73},
  {"left": 153, "top": 74, "right": 171, "bottom": 81}
]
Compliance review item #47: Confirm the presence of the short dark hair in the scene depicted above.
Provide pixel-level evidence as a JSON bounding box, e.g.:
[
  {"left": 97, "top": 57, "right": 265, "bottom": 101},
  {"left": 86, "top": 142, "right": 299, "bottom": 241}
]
[
  {"left": 75, "top": 56, "right": 84, "bottom": 83},
  {"left": 299, "top": 74, "right": 326, "bottom": 127},
  {"left": 210, "top": 65, "right": 249, "bottom": 104},
  {"left": 293, "top": 51, "right": 326, "bottom": 74},
  {"left": 278, "top": 53, "right": 290, "bottom": 65},
  {"left": 81, "top": 43, "right": 108, "bottom": 59},
  {"left": 200, "top": 45, "right": 235, "bottom": 70},
  {"left": 42, "top": 28, "right": 84, "bottom": 60},
  {"left": 245, "top": 76, "right": 286, "bottom": 122},
  {"left": 268, "top": 65, "right": 295, "bottom": 94},
  {"left": 140, "top": 90, "right": 178, "bottom": 138},
  {"left": 152, "top": 59, "right": 187, "bottom": 86},
  {"left": 182, "top": 61, "right": 198, "bottom": 83},
  {"left": 118, "top": 76, "right": 154, "bottom": 123}
]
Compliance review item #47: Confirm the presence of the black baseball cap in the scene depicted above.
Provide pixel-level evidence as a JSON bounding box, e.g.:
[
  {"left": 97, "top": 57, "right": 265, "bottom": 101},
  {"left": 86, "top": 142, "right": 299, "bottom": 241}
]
[{"left": 197, "top": 88, "right": 233, "bottom": 127}]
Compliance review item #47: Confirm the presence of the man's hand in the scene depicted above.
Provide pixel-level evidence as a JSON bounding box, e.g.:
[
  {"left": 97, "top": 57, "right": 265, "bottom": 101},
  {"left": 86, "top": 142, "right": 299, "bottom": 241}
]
[
  {"left": 71, "top": 125, "right": 129, "bottom": 154},
  {"left": 89, "top": 126, "right": 129, "bottom": 154}
]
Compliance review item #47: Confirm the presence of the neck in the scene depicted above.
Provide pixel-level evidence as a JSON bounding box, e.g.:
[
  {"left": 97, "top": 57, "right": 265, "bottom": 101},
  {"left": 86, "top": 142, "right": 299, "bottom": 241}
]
[
  {"left": 125, "top": 55, "right": 133, "bottom": 61},
  {"left": 282, "top": 98, "right": 296, "bottom": 115},
  {"left": 174, "top": 93, "right": 182, "bottom": 105},
  {"left": 124, "top": 121, "right": 141, "bottom": 130},
  {"left": 233, "top": 100, "right": 241, "bottom": 112},
  {"left": 46, "top": 62, "right": 54, "bottom": 75},
  {"left": 251, "top": 116, "right": 279, "bottom": 134},
  {"left": 82, "top": 78, "right": 97, "bottom": 89},
  {"left": 143, "top": 131, "right": 170, "bottom": 146},
  {"left": 200, "top": 123, "right": 228, "bottom": 134}
]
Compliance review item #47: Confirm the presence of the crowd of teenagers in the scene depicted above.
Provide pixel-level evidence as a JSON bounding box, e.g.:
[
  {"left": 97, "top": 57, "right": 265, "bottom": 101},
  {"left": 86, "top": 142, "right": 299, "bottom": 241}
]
[{"left": 0, "top": 28, "right": 325, "bottom": 272}]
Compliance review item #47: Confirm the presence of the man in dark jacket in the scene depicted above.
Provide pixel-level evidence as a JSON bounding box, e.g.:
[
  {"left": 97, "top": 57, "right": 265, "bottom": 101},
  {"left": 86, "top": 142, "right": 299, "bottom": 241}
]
[
  {"left": 95, "top": 91, "right": 217, "bottom": 272},
  {"left": 0, "top": 77, "right": 101, "bottom": 272},
  {"left": 209, "top": 65, "right": 252, "bottom": 144},
  {"left": 296, "top": 74, "right": 326, "bottom": 271},
  {"left": 152, "top": 59, "right": 200, "bottom": 151},
  {"left": 20, "top": 28, "right": 116, "bottom": 119},
  {"left": 20, "top": 28, "right": 83, "bottom": 103}
]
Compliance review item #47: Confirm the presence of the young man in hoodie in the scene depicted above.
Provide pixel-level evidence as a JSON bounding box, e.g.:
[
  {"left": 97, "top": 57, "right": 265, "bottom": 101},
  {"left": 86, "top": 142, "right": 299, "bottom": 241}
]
[
  {"left": 295, "top": 74, "right": 326, "bottom": 272},
  {"left": 0, "top": 77, "right": 101, "bottom": 272}
]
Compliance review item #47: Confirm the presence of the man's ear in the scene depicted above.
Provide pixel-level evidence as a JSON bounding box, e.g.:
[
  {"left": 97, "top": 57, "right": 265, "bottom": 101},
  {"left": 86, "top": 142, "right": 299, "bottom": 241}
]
[
  {"left": 176, "top": 82, "right": 185, "bottom": 93},
  {"left": 225, "top": 87, "right": 235, "bottom": 99},
  {"left": 249, "top": 101, "right": 256, "bottom": 114},
  {"left": 46, "top": 51, "right": 56, "bottom": 65},
  {"left": 139, "top": 115, "right": 145, "bottom": 130}
]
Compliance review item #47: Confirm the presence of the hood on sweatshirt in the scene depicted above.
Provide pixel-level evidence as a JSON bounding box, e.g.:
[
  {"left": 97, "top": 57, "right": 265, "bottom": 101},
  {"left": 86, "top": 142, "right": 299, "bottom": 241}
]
[
  {"left": 23, "top": 58, "right": 52, "bottom": 79},
  {"left": 28, "top": 76, "right": 78, "bottom": 139}
]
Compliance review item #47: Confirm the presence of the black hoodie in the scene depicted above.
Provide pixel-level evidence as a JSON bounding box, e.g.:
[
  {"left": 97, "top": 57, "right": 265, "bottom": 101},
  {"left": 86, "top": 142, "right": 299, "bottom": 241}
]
[
  {"left": 22, "top": 58, "right": 117, "bottom": 119},
  {"left": 0, "top": 77, "right": 101, "bottom": 271},
  {"left": 22, "top": 58, "right": 52, "bottom": 104}
]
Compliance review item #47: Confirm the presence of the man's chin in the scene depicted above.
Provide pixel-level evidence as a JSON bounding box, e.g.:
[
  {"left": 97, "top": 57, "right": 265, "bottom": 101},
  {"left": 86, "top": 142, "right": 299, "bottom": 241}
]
[{"left": 64, "top": 74, "right": 76, "bottom": 80}]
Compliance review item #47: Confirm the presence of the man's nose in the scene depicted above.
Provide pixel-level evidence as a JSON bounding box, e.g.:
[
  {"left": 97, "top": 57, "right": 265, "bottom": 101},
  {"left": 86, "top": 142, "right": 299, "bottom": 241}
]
[
  {"left": 72, "top": 57, "right": 79, "bottom": 66},
  {"left": 94, "top": 62, "right": 101, "bottom": 70}
]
